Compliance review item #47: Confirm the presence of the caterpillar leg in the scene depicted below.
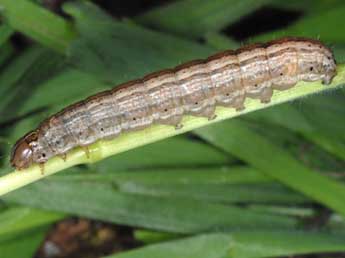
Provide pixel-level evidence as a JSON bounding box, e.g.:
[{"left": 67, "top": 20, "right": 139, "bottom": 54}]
[
  {"left": 272, "top": 83, "right": 295, "bottom": 91},
  {"left": 208, "top": 114, "right": 217, "bottom": 121},
  {"left": 202, "top": 106, "right": 217, "bottom": 121},
  {"left": 158, "top": 115, "right": 184, "bottom": 130},
  {"left": 232, "top": 95, "right": 246, "bottom": 111},
  {"left": 322, "top": 74, "right": 334, "bottom": 85},
  {"left": 59, "top": 153, "right": 67, "bottom": 162},
  {"left": 39, "top": 163, "right": 45, "bottom": 175},
  {"left": 217, "top": 94, "right": 245, "bottom": 112},
  {"left": 259, "top": 87, "right": 273, "bottom": 103},
  {"left": 175, "top": 123, "right": 183, "bottom": 130},
  {"left": 82, "top": 146, "right": 90, "bottom": 159}
]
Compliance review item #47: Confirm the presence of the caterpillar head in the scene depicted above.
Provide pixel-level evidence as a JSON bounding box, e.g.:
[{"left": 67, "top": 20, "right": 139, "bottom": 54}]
[
  {"left": 10, "top": 131, "right": 38, "bottom": 170},
  {"left": 321, "top": 52, "right": 337, "bottom": 85}
]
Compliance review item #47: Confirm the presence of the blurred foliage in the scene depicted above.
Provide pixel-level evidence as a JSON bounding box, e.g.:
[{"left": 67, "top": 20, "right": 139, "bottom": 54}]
[{"left": 0, "top": 0, "right": 345, "bottom": 257}]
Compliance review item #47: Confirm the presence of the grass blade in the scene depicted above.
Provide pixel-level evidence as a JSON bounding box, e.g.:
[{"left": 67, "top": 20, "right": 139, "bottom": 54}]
[
  {"left": 3, "top": 180, "right": 296, "bottom": 233},
  {"left": 195, "top": 119, "right": 345, "bottom": 215},
  {"left": 104, "top": 231, "right": 345, "bottom": 258},
  {"left": 136, "top": 0, "right": 274, "bottom": 38},
  {"left": 0, "top": 0, "right": 75, "bottom": 53}
]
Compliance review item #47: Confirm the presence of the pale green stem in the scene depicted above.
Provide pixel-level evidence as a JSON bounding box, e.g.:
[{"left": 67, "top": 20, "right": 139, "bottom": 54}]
[{"left": 0, "top": 65, "right": 344, "bottom": 196}]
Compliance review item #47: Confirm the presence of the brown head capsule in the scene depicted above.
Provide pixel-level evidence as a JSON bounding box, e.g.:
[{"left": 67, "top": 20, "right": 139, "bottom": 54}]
[{"left": 10, "top": 131, "right": 38, "bottom": 170}]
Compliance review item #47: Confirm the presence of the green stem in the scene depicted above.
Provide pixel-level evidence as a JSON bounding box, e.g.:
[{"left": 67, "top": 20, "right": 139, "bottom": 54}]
[{"left": 0, "top": 65, "right": 344, "bottom": 196}]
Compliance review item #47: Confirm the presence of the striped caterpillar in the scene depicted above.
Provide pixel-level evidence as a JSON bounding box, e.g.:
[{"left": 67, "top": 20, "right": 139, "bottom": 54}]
[{"left": 11, "top": 37, "right": 337, "bottom": 170}]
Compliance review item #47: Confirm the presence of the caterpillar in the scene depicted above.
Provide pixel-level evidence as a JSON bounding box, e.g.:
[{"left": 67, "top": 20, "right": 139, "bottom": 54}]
[{"left": 11, "top": 37, "right": 337, "bottom": 170}]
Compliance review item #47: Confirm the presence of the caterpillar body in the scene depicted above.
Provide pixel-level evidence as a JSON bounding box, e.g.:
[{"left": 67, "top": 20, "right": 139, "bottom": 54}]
[{"left": 11, "top": 37, "right": 337, "bottom": 170}]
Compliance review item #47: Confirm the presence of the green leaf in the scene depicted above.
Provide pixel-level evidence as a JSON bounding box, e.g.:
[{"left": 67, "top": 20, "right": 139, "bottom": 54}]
[
  {"left": 0, "top": 228, "right": 48, "bottom": 258},
  {"left": 3, "top": 180, "right": 296, "bottom": 233},
  {"left": 310, "top": 134, "right": 345, "bottom": 161},
  {"left": 134, "top": 230, "right": 180, "bottom": 244},
  {"left": 90, "top": 136, "right": 234, "bottom": 172},
  {"left": 10, "top": 69, "right": 105, "bottom": 122},
  {"left": 301, "top": 94, "right": 345, "bottom": 141},
  {"left": 117, "top": 183, "right": 307, "bottom": 204},
  {"left": 106, "top": 234, "right": 232, "bottom": 258},
  {"left": 55, "top": 165, "right": 270, "bottom": 185},
  {"left": 0, "top": 46, "right": 65, "bottom": 123},
  {"left": 0, "top": 206, "right": 63, "bottom": 237},
  {"left": 246, "top": 95, "right": 345, "bottom": 162},
  {"left": 230, "top": 231, "right": 345, "bottom": 258},
  {"left": 204, "top": 32, "right": 239, "bottom": 50},
  {"left": 135, "top": 0, "right": 275, "bottom": 38},
  {"left": 0, "top": 0, "right": 75, "bottom": 53},
  {"left": 195, "top": 120, "right": 345, "bottom": 216},
  {"left": 247, "top": 204, "right": 314, "bottom": 217},
  {"left": 327, "top": 214, "right": 345, "bottom": 233},
  {"left": 0, "top": 24, "right": 13, "bottom": 46},
  {"left": 105, "top": 231, "right": 345, "bottom": 258},
  {"left": 271, "top": 0, "right": 345, "bottom": 13},
  {"left": 254, "top": 6, "right": 345, "bottom": 43},
  {"left": 0, "top": 42, "right": 15, "bottom": 68},
  {"left": 63, "top": 1, "right": 213, "bottom": 83},
  {"left": 0, "top": 206, "right": 63, "bottom": 258}
]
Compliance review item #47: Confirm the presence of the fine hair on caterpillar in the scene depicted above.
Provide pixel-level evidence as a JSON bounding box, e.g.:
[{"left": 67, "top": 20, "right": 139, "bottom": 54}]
[{"left": 10, "top": 37, "right": 337, "bottom": 170}]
